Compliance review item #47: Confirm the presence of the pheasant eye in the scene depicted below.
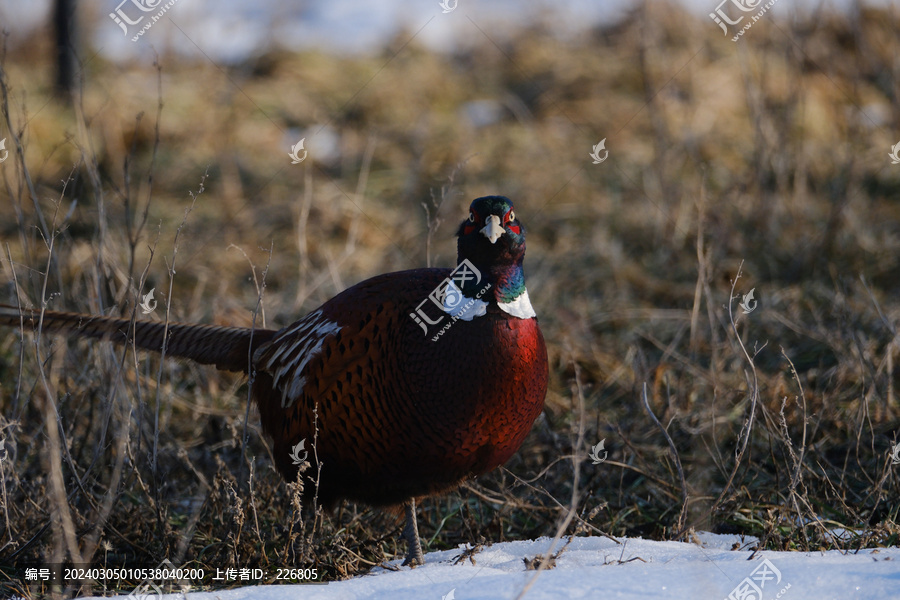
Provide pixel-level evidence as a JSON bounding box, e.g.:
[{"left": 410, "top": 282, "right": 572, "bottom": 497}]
[
  {"left": 468, "top": 212, "right": 476, "bottom": 223},
  {"left": 507, "top": 210, "right": 515, "bottom": 222}
]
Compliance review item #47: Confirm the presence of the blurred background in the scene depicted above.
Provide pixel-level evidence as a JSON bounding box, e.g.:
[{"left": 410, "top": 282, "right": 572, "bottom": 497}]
[{"left": 1, "top": 0, "right": 899, "bottom": 596}]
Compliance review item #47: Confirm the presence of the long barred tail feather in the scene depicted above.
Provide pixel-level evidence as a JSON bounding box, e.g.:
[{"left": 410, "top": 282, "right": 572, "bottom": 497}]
[{"left": 0, "top": 303, "right": 277, "bottom": 372}]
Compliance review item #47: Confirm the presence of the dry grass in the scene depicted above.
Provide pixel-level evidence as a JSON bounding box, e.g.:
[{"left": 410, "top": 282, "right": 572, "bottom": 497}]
[{"left": 1, "top": 3, "right": 900, "bottom": 597}]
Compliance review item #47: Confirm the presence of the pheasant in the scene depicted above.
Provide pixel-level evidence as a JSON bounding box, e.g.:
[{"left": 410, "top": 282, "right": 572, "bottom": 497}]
[{"left": 0, "top": 195, "right": 549, "bottom": 566}]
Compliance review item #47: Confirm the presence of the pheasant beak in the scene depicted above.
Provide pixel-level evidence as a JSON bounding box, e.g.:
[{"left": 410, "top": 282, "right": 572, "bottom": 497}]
[{"left": 480, "top": 214, "right": 504, "bottom": 244}]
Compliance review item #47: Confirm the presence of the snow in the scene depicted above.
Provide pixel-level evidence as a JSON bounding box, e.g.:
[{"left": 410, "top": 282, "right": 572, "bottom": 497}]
[{"left": 89, "top": 533, "right": 900, "bottom": 600}]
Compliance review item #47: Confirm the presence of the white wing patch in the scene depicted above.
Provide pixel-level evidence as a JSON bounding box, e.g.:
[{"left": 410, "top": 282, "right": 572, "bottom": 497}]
[
  {"left": 498, "top": 289, "right": 536, "bottom": 319},
  {"left": 255, "top": 310, "right": 342, "bottom": 408}
]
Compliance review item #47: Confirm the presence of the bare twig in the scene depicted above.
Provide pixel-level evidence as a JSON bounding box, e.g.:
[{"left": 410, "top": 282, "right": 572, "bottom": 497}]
[
  {"left": 641, "top": 382, "right": 688, "bottom": 534},
  {"left": 711, "top": 261, "right": 762, "bottom": 514},
  {"left": 239, "top": 242, "right": 272, "bottom": 488}
]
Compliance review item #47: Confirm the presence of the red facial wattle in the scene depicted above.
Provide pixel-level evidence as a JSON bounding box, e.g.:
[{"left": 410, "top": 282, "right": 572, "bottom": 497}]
[{"left": 505, "top": 210, "right": 520, "bottom": 234}]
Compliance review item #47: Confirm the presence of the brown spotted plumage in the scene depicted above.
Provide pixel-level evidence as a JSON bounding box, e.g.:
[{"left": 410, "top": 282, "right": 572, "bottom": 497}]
[{"left": 0, "top": 195, "right": 548, "bottom": 566}]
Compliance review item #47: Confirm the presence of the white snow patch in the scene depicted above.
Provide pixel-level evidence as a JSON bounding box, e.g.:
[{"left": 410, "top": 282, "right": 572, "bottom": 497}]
[
  {"left": 690, "top": 530, "right": 758, "bottom": 550},
  {"left": 89, "top": 534, "right": 900, "bottom": 600}
]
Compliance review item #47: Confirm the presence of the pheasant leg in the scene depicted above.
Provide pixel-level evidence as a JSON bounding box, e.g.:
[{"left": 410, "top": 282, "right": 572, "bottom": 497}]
[{"left": 401, "top": 498, "right": 425, "bottom": 567}]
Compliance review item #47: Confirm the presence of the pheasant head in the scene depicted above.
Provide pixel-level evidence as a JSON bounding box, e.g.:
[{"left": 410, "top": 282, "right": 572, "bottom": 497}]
[{"left": 456, "top": 195, "right": 533, "bottom": 317}]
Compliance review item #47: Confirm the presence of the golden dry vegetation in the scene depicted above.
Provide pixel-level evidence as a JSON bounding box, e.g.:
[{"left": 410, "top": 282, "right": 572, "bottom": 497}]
[{"left": 1, "top": 2, "right": 900, "bottom": 597}]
